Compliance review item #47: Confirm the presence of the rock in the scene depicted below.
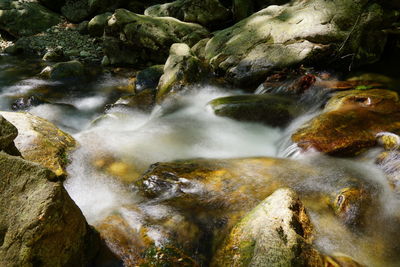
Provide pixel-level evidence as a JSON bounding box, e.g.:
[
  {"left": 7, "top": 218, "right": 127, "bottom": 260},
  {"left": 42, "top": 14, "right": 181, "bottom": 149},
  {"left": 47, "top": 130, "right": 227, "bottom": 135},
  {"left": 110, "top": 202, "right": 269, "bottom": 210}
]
[
  {"left": 135, "top": 65, "right": 164, "bottom": 92},
  {"left": 0, "top": 111, "right": 77, "bottom": 176},
  {"left": 209, "top": 94, "right": 301, "bottom": 127},
  {"left": 0, "top": 115, "right": 19, "bottom": 156},
  {"left": 45, "top": 60, "right": 86, "bottom": 80},
  {"left": 42, "top": 47, "right": 65, "bottom": 62},
  {"left": 191, "top": 38, "right": 210, "bottom": 60},
  {"left": 96, "top": 208, "right": 199, "bottom": 266},
  {"left": 292, "top": 89, "right": 400, "bottom": 156},
  {"left": 135, "top": 156, "right": 379, "bottom": 236},
  {"left": 0, "top": 152, "right": 99, "bottom": 266},
  {"left": 145, "top": 0, "right": 231, "bottom": 27},
  {"left": 211, "top": 188, "right": 324, "bottom": 266},
  {"left": 104, "top": 9, "right": 210, "bottom": 66},
  {"left": 11, "top": 95, "right": 49, "bottom": 111},
  {"left": 0, "top": 1, "right": 62, "bottom": 37},
  {"left": 157, "top": 43, "right": 208, "bottom": 102},
  {"left": 88, "top": 12, "right": 112, "bottom": 37},
  {"left": 376, "top": 132, "right": 400, "bottom": 150},
  {"left": 108, "top": 88, "right": 156, "bottom": 113},
  {"left": 205, "top": 0, "right": 396, "bottom": 86}
]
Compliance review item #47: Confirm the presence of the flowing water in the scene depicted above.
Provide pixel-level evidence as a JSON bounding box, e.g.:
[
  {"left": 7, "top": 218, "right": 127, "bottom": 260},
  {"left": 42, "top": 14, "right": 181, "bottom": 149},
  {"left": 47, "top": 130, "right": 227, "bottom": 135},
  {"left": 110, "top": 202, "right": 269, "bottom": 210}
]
[{"left": 2, "top": 54, "right": 400, "bottom": 266}]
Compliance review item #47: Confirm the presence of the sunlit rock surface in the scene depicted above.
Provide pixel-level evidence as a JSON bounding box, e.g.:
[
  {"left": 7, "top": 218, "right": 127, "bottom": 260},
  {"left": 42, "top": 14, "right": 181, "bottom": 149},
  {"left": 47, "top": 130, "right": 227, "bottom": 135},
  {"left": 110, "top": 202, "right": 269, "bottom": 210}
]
[
  {"left": 292, "top": 89, "right": 400, "bottom": 156},
  {"left": 205, "top": 0, "right": 396, "bottom": 86},
  {"left": 145, "top": 0, "right": 231, "bottom": 27},
  {"left": 0, "top": 111, "right": 76, "bottom": 176},
  {"left": 0, "top": 152, "right": 99, "bottom": 266},
  {"left": 104, "top": 9, "right": 210, "bottom": 65}
]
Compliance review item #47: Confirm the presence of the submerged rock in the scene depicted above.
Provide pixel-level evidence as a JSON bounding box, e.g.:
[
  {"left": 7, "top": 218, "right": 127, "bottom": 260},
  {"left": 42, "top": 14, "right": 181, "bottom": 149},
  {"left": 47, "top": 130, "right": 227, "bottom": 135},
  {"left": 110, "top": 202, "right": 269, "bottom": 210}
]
[
  {"left": 145, "top": 0, "right": 231, "bottom": 27},
  {"left": 157, "top": 43, "right": 208, "bottom": 102},
  {"left": 211, "top": 188, "right": 323, "bottom": 266},
  {"left": 292, "top": 89, "right": 400, "bottom": 156},
  {"left": 0, "top": 0, "right": 62, "bottom": 37},
  {"left": 104, "top": 9, "right": 209, "bottom": 65},
  {"left": 205, "top": 0, "right": 396, "bottom": 86},
  {"left": 0, "top": 112, "right": 77, "bottom": 176},
  {"left": 0, "top": 152, "right": 99, "bottom": 266},
  {"left": 109, "top": 88, "right": 156, "bottom": 113},
  {"left": 136, "top": 157, "right": 379, "bottom": 237},
  {"left": 209, "top": 94, "right": 300, "bottom": 127}
]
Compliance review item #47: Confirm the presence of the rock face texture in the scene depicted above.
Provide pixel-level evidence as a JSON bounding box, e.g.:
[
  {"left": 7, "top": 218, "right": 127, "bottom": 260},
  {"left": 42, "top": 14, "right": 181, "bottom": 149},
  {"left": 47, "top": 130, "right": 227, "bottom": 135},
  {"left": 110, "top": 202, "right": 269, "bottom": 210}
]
[
  {"left": 211, "top": 188, "right": 323, "bottom": 266},
  {"left": 0, "top": 0, "right": 62, "bottom": 37},
  {"left": 205, "top": 0, "right": 396, "bottom": 85},
  {"left": 0, "top": 152, "right": 99, "bottom": 266},
  {"left": 0, "top": 112, "right": 76, "bottom": 176},
  {"left": 292, "top": 89, "right": 400, "bottom": 156},
  {"left": 157, "top": 43, "right": 207, "bottom": 101},
  {"left": 103, "top": 9, "right": 209, "bottom": 66},
  {"left": 0, "top": 115, "right": 20, "bottom": 156},
  {"left": 145, "top": 0, "right": 231, "bottom": 27}
]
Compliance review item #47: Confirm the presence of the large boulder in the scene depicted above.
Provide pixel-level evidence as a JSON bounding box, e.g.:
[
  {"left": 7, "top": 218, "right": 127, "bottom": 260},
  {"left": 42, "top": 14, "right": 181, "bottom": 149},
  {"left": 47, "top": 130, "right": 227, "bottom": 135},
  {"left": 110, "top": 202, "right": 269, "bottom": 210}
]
[
  {"left": 41, "top": 60, "right": 86, "bottom": 80},
  {"left": 0, "top": 0, "right": 62, "bottom": 37},
  {"left": 0, "top": 152, "right": 99, "bottom": 266},
  {"left": 157, "top": 43, "right": 208, "bottom": 102},
  {"left": 0, "top": 112, "right": 77, "bottom": 176},
  {"left": 88, "top": 12, "right": 112, "bottom": 37},
  {"left": 205, "top": 0, "right": 396, "bottom": 86},
  {"left": 0, "top": 115, "right": 20, "bottom": 156},
  {"left": 211, "top": 188, "right": 323, "bottom": 266},
  {"left": 292, "top": 89, "right": 400, "bottom": 156},
  {"left": 103, "top": 9, "right": 210, "bottom": 66},
  {"left": 145, "top": 0, "right": 231, "bottom": 27}
]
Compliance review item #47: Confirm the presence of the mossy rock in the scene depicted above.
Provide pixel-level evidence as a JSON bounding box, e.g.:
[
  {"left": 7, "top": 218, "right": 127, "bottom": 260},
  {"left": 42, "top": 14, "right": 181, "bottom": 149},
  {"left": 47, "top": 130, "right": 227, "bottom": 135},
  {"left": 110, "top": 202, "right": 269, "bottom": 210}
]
[
  {"left": 136, "top": 65, "right": 164, "bottom": 91},
  {"left": 145, "top": 0, "right": 231, "bottom": 27},
  {"left": 209, "top": 94, "right": 301, "bottom": 127},
  {"left": 0, "top": 152, "right": 99, "bottom": 266},
  {"left": 0, "top": 111, "right": 77, "bottom": 176},
  {"left": 292, "top": 89, "right": 400, "bottom": 156},
  {"left": 205, "top": 0, "right": 395, "bottom": 86},
  {"left": 0, "top": 1, "right": 62, "bottom": 37},
  {"left": 104, "top": 9, "right": 210, "bottom": 66},
  {"left": 0, "top": 115, "right": 19, "bottom": 155}
]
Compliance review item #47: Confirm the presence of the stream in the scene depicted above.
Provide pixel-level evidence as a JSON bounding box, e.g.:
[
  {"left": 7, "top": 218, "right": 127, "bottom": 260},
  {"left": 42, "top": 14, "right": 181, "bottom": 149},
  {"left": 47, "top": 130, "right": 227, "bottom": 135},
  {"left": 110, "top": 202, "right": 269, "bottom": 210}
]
[{"left": 1, "top": 54, "right": 400, "bottom": 266}]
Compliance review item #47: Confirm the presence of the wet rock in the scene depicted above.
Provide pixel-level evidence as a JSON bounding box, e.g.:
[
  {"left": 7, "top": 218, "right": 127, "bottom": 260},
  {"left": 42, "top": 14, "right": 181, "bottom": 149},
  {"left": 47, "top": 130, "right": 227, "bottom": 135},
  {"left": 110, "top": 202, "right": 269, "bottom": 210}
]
[
  {"left": 209, "top": 94, "right": 300, "bottom": 127},
  {"left": 136, "top": 65, "right": 164, "bottom": 92},
  {"left": 157, "top": 43, "right": 208, "bottom": 102},
  {"left": 41, "top": 60, "right": 85, "bottom": 80},
  {"left": 0, "top": 1, "right": 62, "bottom": 38},
  {"left": 205, "top": 0, "right": 396, "bottom": 86},
  {"left": 191, "top": 38, "right": 210, "bottom": 60},
  {"left": 145, "top": 0, "right": 231, "bottom": 27},
  {"left": 96, "top": 208, "right": 199, "bottom": 266},
  {"left": 211, "top": 188, "right": 323, "bottom": 266},
  {"left": 11, "top": 95, "right": 49, "bottom": 111},
  {"left": 104, "top": 9, "right": 209, "bottom": 66},
  {"left": 108, "top": 88, "right": 156, "bottom": 113},
  {"left": 292, "top": 89, "right": 400, "bottom": 156},
  {"left": 0, "top": 111, "right": 77, "bottom": 176},
  {"left": 42, "top": 46, "right": 65, "bottom": 62},
  {"left": 376, "top": 132, "right": 400, "bottom": 150},
  {"left": 0, "top": 152, "right": 99, "bottom": 266},
  {"left": 0, "top": 115, "right": 19, "bottom": 156},
  {"left": 88, "top": 12, "right": 112, "bottom": 37},
  {"left": 136, "top": 157, "right": 378, "bottom": 235}
]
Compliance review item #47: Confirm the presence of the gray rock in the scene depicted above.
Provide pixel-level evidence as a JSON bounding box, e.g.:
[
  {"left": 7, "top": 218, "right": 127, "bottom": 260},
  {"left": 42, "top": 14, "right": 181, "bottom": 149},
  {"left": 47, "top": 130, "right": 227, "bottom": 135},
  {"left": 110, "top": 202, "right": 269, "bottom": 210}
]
[
  {"left": 88, "top": 12, "right": 112, "bottom": 37},
  {"left": 145, "top": 0, "right": 231, "bottom": 27},
  {"left": 0, "top": 152, "right": 99, "bottom": 266},
  {"left": 0, "top": 115, "right": 19, "bottom": 156},
  {"left": 136, "top": 65, "right": 164, "bottom": 91},
  {"left": 48, "top": 60, "right": 85, "bottom": 80},
  {"left": 104, "top": 9, "right": 210, "bottom": 66},
  {"left": 0, "top": 1, "right": 62, "bottom": 37},
  {"left": 157, "top": 43, "right": 207, "bottom": 102},
  {"left": 211, "top": 188, "right": 323, "bottom": 266},
  {"left": 205, "top": 0, "right": 397, "bottom": 86}
]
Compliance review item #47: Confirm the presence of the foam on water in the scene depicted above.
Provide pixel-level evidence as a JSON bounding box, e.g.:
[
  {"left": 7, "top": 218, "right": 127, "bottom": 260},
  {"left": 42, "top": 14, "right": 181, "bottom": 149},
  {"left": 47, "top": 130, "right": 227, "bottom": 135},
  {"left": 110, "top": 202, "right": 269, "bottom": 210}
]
[{"left": 65, "top": 86, "right": 284, "bottom": 223}]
